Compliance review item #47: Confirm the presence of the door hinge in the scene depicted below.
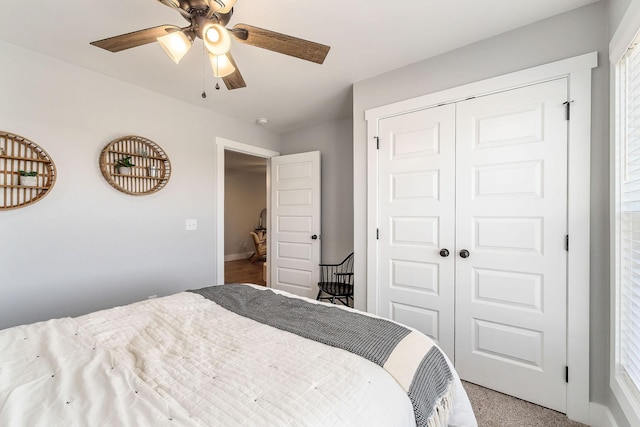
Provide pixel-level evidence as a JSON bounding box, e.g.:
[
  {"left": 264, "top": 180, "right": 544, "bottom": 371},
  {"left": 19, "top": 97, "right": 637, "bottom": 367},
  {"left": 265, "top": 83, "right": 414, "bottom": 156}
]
[
  {"left": 374, "top": 136, "right": 380, "bottom": 149},
  {"left": 565, "top": 366, "right": 569, "bottom": 383},
  {"left": 565, "top": 235, "right": 569, "bottom": 251},
  {"left": 563, "top": 100, "right": 574, "bottom": 120},
  {"left": 376, "top": 228, "right": 379, "bottom": 240}
]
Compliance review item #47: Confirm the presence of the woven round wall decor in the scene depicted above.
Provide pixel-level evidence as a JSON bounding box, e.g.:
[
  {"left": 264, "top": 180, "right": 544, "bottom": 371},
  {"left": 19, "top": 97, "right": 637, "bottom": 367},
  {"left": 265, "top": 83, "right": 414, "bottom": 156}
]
[
  {"left": 0, "top": 131, "right": 57, "bottom": 210},
  {"left": 99, "top": 135, "right": 171, "bottom": 196}
]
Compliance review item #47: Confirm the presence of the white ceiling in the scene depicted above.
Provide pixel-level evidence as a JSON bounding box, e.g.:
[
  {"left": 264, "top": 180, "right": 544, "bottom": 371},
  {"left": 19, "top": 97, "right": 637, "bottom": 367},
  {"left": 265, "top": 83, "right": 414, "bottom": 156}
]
[{"left": 0, "top": 0, "right": 599, "bottom": 134}]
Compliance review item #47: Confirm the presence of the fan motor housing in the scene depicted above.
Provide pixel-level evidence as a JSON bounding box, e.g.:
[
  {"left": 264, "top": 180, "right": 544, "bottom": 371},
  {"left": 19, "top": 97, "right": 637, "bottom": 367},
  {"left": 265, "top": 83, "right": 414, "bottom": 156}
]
[{"left": 191, "top": 10, "right": 232, "bottom": 39}]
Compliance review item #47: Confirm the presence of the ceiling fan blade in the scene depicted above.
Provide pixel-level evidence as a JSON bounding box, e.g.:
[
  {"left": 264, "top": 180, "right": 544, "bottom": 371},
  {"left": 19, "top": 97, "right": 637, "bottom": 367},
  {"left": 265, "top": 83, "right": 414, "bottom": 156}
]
[
  {"left": 222, "top": 52, "right": 246, "bottom": 90},
  {"left": 157, "top": 0, "right": 180, "bottom": 9},
  {"left": 231, "top": 24, "right": 330, "bottom": 64},
  {"left": 90, "top": 25, "right": 181, "bottom": 53}
]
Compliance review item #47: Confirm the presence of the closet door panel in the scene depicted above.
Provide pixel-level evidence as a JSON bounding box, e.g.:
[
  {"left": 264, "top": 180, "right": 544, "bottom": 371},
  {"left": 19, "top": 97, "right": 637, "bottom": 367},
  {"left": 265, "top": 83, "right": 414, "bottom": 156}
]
[
  {"left": 454, "top": 78, "right": 568, "bottom": 412},
  {"left": 377, "top": 104, "right": 456, "bottom": 359}
]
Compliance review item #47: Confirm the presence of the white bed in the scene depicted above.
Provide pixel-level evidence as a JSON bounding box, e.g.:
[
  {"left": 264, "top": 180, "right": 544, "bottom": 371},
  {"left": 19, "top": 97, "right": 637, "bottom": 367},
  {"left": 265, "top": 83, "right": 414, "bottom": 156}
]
[{"left": 0, "top": 284, "right": 476, "bottom": 426}]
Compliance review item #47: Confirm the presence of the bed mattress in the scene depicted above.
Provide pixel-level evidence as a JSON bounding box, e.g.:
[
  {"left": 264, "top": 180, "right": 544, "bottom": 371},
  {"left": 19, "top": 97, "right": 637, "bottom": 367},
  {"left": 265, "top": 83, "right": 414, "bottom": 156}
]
[{"left": 0, "top": 284, "right": 476, "bottom": 426}]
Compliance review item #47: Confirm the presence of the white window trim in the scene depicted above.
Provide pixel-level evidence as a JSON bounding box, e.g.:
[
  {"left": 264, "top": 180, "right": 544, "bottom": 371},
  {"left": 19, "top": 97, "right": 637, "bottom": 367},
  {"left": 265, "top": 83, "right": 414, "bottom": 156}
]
[
  {"left": 364, "top": 51, "right": 596, "bottom": 424},
  {"left": 610, "top": 3, "right": 640, "bottom": 425}
]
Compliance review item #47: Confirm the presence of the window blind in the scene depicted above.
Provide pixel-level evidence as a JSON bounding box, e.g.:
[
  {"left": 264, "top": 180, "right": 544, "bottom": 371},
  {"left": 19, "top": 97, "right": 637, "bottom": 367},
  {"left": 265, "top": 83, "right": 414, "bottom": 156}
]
[{"left": 619, "top": 42, "right": 640, "bottom": 398}]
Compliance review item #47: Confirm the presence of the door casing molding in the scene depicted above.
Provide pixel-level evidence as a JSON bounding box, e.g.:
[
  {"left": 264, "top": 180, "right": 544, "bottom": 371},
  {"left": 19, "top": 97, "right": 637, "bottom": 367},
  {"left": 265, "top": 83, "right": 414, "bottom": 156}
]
[
  {"left": 364, "top": 52, "right": 597, "bottom": 424},
  {"left": 215, "top": 137, "right": 279, "bottom": 286}
]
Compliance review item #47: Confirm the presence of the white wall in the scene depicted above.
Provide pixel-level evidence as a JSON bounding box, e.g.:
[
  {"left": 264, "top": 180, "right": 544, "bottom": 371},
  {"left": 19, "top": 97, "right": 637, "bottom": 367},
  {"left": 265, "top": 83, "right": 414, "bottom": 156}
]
[
  {"left": 281, "top": 116, "right": 354, "bottom": 264},
  {"left": 0, "top": 40, "right": 281, "bottom": 330},
  {"left": 353, "top": 0, "right": 610, "bottom": 410},
  {"left": 224, "top": 166, "right": 266, "bottom": 257}
]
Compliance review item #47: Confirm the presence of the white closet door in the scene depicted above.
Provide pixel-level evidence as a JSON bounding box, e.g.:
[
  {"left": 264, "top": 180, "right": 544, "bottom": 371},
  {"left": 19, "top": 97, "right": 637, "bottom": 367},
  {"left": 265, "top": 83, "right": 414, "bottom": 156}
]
[
  {"left": 454, "top": 78, "right": 568, "bottom": 411},
  {"left": 270, "top": 151, "right": 321, "bottom": 299},
  {"left": 377, "top": 104, "right": 456, "bottom": 359}
]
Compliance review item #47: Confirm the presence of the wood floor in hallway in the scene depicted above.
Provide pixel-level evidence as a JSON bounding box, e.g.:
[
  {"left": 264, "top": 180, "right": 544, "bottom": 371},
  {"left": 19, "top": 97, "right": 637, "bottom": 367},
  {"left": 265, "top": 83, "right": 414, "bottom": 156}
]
[{"left": 224, "top": 258, "right": 266, "bottom": 286}]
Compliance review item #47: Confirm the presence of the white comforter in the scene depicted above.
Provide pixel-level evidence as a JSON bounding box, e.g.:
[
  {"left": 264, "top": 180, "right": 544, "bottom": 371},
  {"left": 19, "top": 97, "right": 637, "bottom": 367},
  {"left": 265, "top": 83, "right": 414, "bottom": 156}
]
[{"left": 0, "top": 288, "right": 476, "bottom": 426}]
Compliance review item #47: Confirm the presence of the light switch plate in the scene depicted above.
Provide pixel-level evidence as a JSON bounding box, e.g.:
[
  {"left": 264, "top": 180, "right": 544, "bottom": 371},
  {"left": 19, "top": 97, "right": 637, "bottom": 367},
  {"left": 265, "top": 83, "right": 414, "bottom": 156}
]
[{"left": 186, "top": 219, "right": 197, "bottom": 231}]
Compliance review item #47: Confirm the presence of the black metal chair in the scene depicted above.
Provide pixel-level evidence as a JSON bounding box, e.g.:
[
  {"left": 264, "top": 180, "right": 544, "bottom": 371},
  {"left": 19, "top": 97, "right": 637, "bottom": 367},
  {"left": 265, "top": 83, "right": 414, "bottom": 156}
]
[{"left": 316, "top": 252, "right": 354, "bottom": 306}]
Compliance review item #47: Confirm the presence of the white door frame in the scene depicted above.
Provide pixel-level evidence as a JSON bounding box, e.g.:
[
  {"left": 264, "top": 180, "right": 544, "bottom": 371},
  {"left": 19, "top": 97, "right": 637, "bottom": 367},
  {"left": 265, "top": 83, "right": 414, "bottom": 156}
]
[
  {"left": 215, "top": 137, "right": 280, "bottom": 286},
  {"left": 364, "top": 52, "right": 596, "bottom": 424}
]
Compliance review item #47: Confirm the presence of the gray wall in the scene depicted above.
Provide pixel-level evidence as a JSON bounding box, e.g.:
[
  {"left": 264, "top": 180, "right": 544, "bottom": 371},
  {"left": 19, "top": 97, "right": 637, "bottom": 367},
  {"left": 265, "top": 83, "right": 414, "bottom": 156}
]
[
  {"left": 352, "top": 0, "right": 610, "bottom": 410},
  {"left": 281, "top": 116, "right": 354, "bottom": 264},
  {"left": 0, "top": 40, "right": 281, "bottom": 330},
  {"left": 610, "top": 0, "right": 633, "bottom": 38}
]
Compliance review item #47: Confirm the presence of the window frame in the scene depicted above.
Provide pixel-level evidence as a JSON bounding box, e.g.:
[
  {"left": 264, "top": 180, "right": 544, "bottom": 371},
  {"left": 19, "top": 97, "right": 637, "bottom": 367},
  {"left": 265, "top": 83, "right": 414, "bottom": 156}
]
[{"left": 610, "top": 3, "right": 640, "bottom": 425}]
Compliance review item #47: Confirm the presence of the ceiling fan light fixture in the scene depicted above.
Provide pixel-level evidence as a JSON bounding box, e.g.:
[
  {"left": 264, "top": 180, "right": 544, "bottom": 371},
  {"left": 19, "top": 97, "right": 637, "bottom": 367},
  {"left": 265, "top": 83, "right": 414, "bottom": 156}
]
[
  {"left": 209, "top": 53, "right": 235, "bottom": 77},
  {"left": 203, "top": 23, "right": 231, "bottom": 56},
  {"left": 219, "top": 0, "right": 237, "bottom": 13},
  {"left": 205, "top": 0, "right": 236, "bottom": 14},
  {"left": 157, "top": 31, "right": 192, "bottom": 64},
  {"left": 89, "top": 2, "right": 330, "bottom": 91}
]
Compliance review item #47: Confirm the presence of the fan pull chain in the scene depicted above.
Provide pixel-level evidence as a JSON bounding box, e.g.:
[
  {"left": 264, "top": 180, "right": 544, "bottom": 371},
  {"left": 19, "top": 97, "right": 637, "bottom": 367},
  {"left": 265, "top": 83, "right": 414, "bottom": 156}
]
[
  {"left": 215, "top": 55, "right": 221, "bottom": 90},
  {"left": 201, "top": 42, "right": 207, "bottom": 99}
]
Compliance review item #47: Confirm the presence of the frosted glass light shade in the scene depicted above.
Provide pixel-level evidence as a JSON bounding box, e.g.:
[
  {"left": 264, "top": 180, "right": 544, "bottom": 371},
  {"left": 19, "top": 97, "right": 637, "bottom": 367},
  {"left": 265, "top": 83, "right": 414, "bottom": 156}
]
[
  {"left": 209, "top": 54, "right": 235, "bottom": 77},
  {"left": 157, "top": 31, "right": 192, "bottom": 64},
  {"left": 203, "top": 23, "right": 231, "bottom": 56}
]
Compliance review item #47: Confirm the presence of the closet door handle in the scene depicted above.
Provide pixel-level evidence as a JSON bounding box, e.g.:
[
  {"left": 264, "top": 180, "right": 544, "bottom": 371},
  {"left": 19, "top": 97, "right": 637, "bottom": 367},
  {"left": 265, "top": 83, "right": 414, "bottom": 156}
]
[
  {"left": 459, "top": 249, "right": 470, "bottom": 258},
  {"left": 311, "top": 234, "right": 318, "bottom": 240},
  {"left": 439, "top": 249, "right": 450, "bottom": 258}
]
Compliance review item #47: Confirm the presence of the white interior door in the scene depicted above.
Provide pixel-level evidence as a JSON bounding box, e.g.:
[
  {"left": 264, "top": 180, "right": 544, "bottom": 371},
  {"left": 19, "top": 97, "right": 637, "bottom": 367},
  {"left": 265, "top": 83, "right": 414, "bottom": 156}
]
[
  {"left": 454, "top": 78, "right": 568, "bottom": 412},
  {"left": 376, "top": 104, "right": 456, "bottom": 359},
  {"left": 270, "top": 151, "right": 321, "bottom": 299}
]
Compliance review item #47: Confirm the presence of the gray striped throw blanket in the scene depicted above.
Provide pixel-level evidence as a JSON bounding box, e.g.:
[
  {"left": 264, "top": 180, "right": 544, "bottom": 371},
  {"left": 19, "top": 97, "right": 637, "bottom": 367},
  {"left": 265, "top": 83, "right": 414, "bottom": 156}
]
[{"left": 190, "top": 284, "right": 454, "bottom": 427}]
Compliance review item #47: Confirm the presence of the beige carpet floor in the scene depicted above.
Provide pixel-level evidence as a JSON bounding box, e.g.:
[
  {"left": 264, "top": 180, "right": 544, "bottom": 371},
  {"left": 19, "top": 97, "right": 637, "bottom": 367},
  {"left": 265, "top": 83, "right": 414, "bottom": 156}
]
[{"left": 462, "top": 381, "right": 588, "bottom": 427}]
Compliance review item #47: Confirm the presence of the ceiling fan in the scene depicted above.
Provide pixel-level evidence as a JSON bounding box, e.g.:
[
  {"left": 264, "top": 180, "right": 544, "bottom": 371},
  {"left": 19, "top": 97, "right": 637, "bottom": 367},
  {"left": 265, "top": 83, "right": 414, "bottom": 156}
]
[{"left": 90, "top": 0, "right": 331, "bottom": 90}]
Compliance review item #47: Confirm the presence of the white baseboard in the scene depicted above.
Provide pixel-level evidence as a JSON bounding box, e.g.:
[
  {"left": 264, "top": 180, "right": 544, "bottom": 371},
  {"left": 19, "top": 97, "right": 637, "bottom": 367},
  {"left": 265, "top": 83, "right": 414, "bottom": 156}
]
[
  {"left": 224, "top": 252, "right": 253, "bottom": 262},
  {"left": 590, "top": 402, "right": 619, "bottom": 427}
]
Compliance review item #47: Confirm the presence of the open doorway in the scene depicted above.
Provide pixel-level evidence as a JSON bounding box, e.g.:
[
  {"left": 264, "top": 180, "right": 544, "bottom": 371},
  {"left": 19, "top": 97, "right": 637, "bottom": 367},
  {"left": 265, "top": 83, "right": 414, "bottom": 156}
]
[
  {"left": 224, "top": 150, "right": 267, "bottom": 285},
  {"left": 215, "top": 138, "right": 279, "bottom": 287}
]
